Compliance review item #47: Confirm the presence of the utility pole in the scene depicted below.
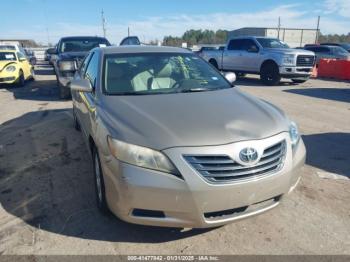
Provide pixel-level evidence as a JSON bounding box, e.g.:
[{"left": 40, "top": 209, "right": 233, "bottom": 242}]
[
  {"left": 128, "top": 27, "right": 130, "bottom": 37},
  {"left": 315, "top": 16, "right": 320, "bottom": 44},
  {"left": 277, "top": 17, "right": 281, "bottom": 39},
  {"left": 101, "top": 9, "right": 106, "bottom": 38}
]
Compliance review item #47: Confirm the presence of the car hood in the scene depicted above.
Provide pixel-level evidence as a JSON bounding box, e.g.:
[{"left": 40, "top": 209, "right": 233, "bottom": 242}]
[
  {"left": 99, "top": 88, "right": 290, "bottom": 150},
  {"left": 59, "top": 51, "right": 87, "bottom": 60},
  {"left": 264, "top": 48, "right": 315, "bottom": 56}
]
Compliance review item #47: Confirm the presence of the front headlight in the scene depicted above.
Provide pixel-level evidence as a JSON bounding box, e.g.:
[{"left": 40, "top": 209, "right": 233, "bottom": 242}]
[
  {"left": 58, "top": 60, "right": 76, "bottom": 71},
  {"left": 6, "top": 65, "right": 16, "bottom": 72},
  {"left": 289, "top": 121, "right": 300, "bottom": 147},
  {"left": 107, "top": 136, "right": 180, "bottom": 175},
  {"left": 282, "top": 54, "right": 295, "bottom": 66}
]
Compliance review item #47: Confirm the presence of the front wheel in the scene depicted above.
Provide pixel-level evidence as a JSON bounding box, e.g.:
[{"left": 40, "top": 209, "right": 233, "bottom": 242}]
[
  {"left": 17, "top": 70, "right": 25, "bottom": 87},
  {"left": 58, "top": 82, "right": 71, "bottom": 99},
  {"left": 30, "top": 68, "right": 35, "bottom": 81},
  {"left": 260, "top": 63, "right": 281, "bottom": 86},
  {"left": 93, "top": 148, "right": 109, "bottom": 214},
  {"left": 292, "top": 78, "right": 309, "bottom": 84}
]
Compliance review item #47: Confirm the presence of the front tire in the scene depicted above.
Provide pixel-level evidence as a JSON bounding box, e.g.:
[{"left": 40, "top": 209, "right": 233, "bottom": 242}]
[
  {"left": 73, "top": 107, "right": 81, "bottom": 131},
  {"left": 58, "top": 81, "right": 71, "bottom": 99},
  {"left": 292, "top": 78, "right": 309, "bottom": 84},
  {"left": 260, "top": 62, "right": 281, "bottom": 86},
  {"left": 17, "top": 70, "right": 25, "bottom": 87},
  {"left": 30, "top": 68, "right": 35, "bottom": 81},
  {"left": 93, "top": 147, "right": 109, "bottom": 214}
]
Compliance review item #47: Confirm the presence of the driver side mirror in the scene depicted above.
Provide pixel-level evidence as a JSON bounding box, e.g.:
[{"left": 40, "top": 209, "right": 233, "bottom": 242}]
[
  {"left": 224, "top": 72, "right": 236, "bottom": 85},
  {"left": 19, "top": 58, "right": 26, "bottom": 62},
  {"left": 70, "top": 79, "right": 93, "bottom": 92},
  {"left": 47, "top": 48, "right": 57, "bottom": 55}
]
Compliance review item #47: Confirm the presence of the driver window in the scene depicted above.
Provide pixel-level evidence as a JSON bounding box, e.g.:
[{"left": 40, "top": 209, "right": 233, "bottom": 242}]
[{"left": 84, "top": 53, "right": 99, "bottom": 91}]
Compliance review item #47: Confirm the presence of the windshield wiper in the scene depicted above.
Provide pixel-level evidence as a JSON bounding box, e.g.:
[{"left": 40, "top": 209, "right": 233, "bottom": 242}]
[{"left": 177, "top": 88, "right": 211, "bottom": 93}]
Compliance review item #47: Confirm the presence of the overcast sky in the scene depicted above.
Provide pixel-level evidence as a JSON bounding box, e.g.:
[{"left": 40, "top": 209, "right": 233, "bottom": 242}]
[{"left": 1, "top": 0, "right": 349, "bottom": 44}]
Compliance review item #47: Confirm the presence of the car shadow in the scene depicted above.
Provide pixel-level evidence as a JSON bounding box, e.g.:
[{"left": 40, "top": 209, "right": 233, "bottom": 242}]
[
  {"left": 0, "top": 79, "right": 63, "bottom": 102},
  {"left": 284, "top": 88, "right": 350, "bottom": 103},
  {"left": 303, "top": 133, "right": 350, "bottom": 177},
  {"left": 0, "top": 109, "right": 213, "bottom": 244}
]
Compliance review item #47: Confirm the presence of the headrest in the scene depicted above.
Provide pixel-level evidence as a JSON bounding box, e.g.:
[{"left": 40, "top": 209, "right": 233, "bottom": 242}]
[
  {"left": 107, "top": 62, "right": 128, "bottom": 79},
  {"left": 155, "top": 63, "right": 172, "bottom": 78}
]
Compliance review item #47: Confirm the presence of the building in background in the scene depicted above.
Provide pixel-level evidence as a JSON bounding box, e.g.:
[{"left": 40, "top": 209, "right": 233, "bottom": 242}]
[{"left": 228, "top": 27, "right": 319, "bottom": 47}]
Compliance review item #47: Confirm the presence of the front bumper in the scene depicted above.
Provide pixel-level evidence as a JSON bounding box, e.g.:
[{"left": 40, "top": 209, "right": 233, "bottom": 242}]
[
  {"left": 100, "top": 133, "right": 306, "bottom": 228},
  {"left": 279, "top": 66, "right": 313, "bottom": 78}
]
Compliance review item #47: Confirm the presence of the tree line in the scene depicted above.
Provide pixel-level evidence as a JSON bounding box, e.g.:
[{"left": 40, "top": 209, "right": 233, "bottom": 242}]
[{"left": 163, "top": 29, "right": 350, "bottom": 47}]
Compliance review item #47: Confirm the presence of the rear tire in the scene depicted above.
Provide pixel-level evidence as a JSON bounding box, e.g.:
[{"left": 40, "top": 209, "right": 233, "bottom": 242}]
[
  {"left": 58, "top": 81, "right": 71, "bottom": 99},
  {"left": 93, "top": 147, "right": 109, "bottom": 214},
  {"left": 73, "top": 107, "right": 81, "bottom": 131},
  {"left": 260, "top": 62, "right": 281, "bottom": 86},
  {"left": 292, "top": 78, "right": 309, "bottom": 84}
]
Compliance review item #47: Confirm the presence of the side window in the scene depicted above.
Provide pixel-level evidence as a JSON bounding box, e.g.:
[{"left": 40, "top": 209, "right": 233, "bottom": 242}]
[
  {"left": 84, "top": 53, "right": 99, "bottom": 89},
  {"left": 17, "top": 52, "right": 26, "bottom": 61},
  {"left": 228, "top": 40, "right": 244, "bottom": 50},
  {"left": 243, "top": 39, "right": 259, "bottom": 52},
  {"left": 318, "top": 47, "right": 330, "bottom": 53},
  {"left": 80, "top": 53, "right": 93, "bottom": 75}
]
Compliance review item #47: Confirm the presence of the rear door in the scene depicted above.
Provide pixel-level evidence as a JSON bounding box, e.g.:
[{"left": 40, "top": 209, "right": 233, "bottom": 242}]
[
  {"left": 222, "top": 39, "right": 245, "bottom": 71},
  {"left": 239, "top": 39, "right": 260, "bottom": 72}
]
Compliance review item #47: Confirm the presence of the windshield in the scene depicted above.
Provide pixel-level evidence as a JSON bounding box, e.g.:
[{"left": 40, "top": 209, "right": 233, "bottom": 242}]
[
  {"left": 331, "top": 46, "right": 349, "bottom": 55},
  {"left": 104, "top": 53, "right": 231, "bottom": 95},
  {"left": 60, "top": 38, "right": 110, "bottom": 53},
  {"left": 0, "top": 52, "right": 17, "bottom": 61},
  {"left": 0, "top": 45, "right": 16, "bottom": 51},
  {"left": 256, "top": 38, "right": 290, "bottom": 49}
]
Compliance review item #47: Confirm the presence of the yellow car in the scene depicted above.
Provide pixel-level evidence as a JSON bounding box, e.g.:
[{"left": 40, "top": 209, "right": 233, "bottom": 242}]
[{"left": 0, "top": 50, "right": 34, "bottom": 86}]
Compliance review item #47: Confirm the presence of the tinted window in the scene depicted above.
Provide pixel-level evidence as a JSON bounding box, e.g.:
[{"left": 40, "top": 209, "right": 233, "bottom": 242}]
[
  {"left": 85, "top": 53, "right": 99, "bottom": 87},
  {"left": 256, "top": 38, "right": 289, "bottom": 48},
  {"left": 0, "top": 52, "right": 16, "bottom": 61},
  {"left": 306, "top": 47, "right": 330, "bottom": 53},
  {"left": 103, "top": 53, "right": 231, "bottom": 95},
  {"left": 228, "top": 39, "right": 244, "bottom": 50},
  {"left": 120, "top": 36, "right": 141, "bottom": 46},
  {"left": 17, "top": 52, "right": 26, "bottom": 60},
  {"left": 80, "top": 53, "right": 93, "bottom": 75},
  {"left": 228, "top": 39, "right": 258, "bottom": 51}
]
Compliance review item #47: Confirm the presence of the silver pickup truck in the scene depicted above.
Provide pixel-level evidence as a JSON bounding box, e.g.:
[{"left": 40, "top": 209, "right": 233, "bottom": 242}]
[{"left": 200, "top": 36, "right": 315, "bottom": 85}]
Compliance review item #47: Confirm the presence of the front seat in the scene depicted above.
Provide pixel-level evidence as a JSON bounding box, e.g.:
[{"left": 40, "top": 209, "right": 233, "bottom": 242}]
[
  {"left": 106, "top": 62, "right": 133, "bottom": 93},
  {"left": 149, "top": 63, "right": 176, "bottom": 90}
]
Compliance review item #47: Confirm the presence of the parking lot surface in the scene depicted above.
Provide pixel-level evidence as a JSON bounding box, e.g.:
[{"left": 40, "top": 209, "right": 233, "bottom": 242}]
[{"left": 0, "top": 61, "right": 349, "bottom": 255}]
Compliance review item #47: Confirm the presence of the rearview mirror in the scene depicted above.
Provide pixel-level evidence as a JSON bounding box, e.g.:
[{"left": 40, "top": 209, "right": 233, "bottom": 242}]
[
  {"left": 47, "top": 48, "right": 57, "bottom": 55},
  {"left": 70, "top": 79, "right": 93, "bottom": 92},
  {"left": 224, "top": 72, "right": 236, "bottom": 84}
]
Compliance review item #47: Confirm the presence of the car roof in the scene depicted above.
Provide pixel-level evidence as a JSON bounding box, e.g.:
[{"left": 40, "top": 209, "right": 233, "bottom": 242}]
[
  {"left": 0, "top": 49, "right": 16, "bottom": 53},
  {"left": 100, "top": 45, "right": 192, "bottom": 55},
  {"left": 60, "top": 36, "right": 108, "bottom": 40}
]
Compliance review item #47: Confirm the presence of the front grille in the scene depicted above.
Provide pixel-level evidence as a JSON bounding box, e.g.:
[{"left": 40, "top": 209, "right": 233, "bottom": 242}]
[
  {"left": 184, "top": 140, "right": 286, "bottom": 183},
  {"left": 297, "top": 55, "right": 315, "bottom": 67}
]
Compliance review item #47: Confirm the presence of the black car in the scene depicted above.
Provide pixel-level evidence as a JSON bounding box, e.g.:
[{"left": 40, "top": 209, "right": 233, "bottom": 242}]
[{"left": 48, "top": 36, "right": 111, "bottom": 99}]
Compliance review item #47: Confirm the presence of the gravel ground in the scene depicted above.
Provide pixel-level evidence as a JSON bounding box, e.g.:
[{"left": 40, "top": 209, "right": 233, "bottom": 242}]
[{"left": 0, "top": 62, "right": 349, "bottom": 255}]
